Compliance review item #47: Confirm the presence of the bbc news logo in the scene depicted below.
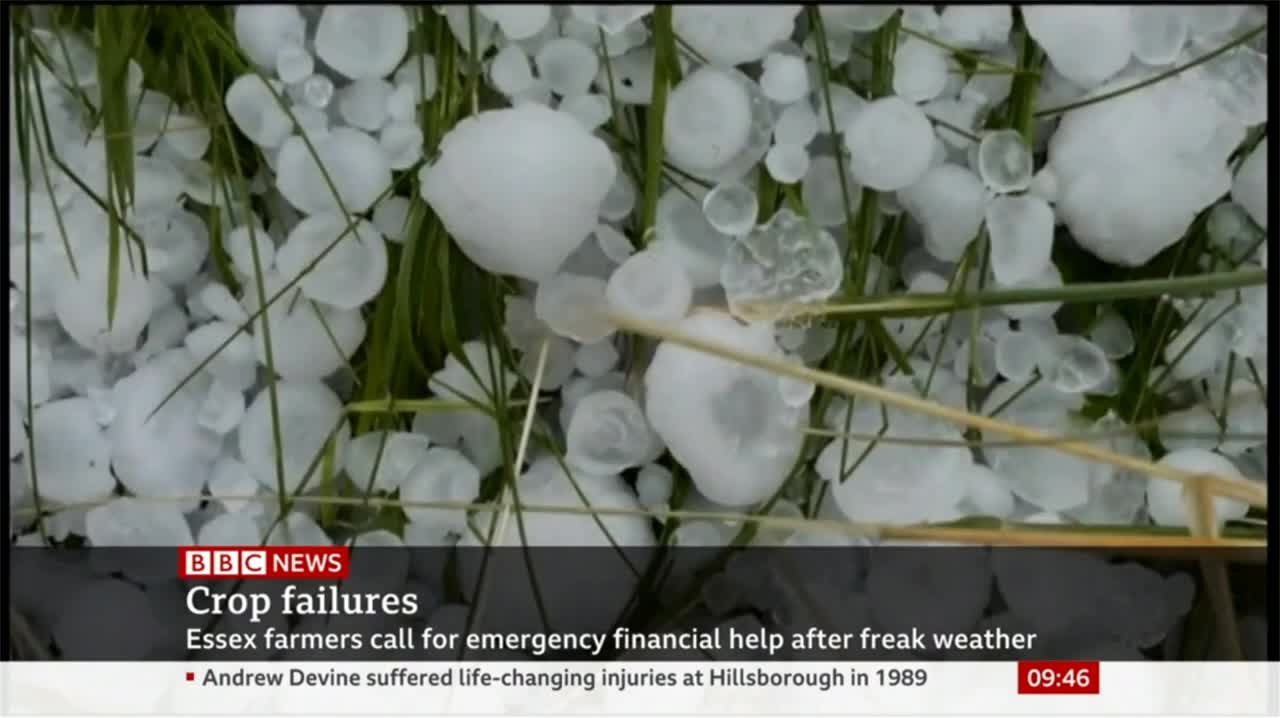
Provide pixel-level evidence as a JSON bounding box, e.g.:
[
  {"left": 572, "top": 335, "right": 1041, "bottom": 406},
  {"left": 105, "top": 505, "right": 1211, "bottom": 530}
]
[{"left": 178, "top": 547, "right": 349, "bottom": 579}]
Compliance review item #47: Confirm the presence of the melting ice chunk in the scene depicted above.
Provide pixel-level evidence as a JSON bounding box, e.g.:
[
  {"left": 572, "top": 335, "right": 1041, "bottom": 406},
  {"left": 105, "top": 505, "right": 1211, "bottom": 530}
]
[
  {"left": 298, "top": 74, "right": 335, "bottom": 109},
  {"left": 977, "top": 129, "right": 1033, "bottom": 194},
  {"left": 702, "top": 181, "right": 758, "bottom": 236},
  {"left": 720, "top": 208, "right": 843, "bottom": 320},
  {"left": 1042, "top": 335, "right": 1110, "bottom": 395}
]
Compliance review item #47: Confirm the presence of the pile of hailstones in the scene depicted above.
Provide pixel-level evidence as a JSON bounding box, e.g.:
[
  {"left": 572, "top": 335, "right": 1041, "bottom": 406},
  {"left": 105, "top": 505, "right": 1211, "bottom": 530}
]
[{"left": 6, "top": 6, "right": 1269, "bottom": 656}]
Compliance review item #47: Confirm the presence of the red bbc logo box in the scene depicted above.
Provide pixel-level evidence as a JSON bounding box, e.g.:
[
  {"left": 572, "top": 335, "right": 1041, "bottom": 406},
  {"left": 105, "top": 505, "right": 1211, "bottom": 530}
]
[{"left": 178, "top": 546, "right": 349, "bottom": 579}]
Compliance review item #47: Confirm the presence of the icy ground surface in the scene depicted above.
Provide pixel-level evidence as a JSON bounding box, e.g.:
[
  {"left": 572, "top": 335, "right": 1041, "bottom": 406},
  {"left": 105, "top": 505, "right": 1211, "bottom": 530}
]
[{"left": 7, "top": 4, "right": 1269, "bottom": 658}]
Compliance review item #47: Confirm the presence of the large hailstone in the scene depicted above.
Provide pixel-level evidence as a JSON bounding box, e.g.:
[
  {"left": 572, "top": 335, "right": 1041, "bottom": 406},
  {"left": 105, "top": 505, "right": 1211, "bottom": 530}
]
[
  {"left": 29, "top": 398, "right": 115, "bottom": 505},
  {"left": 897, "top": 163, "right": 987, "bottom": 261},
  {"left": 225, "top": 74, "right": 293, "bottom": 149},
  {"left": 238, "top": 380, "right": 351, "bottom": 495},
  {"left": 843, "top": 95, "right": 936, "bottom": 191},
  {"left": 1022, "top": 6, "right": 1134, "bottom": 89},
  {"left": 816, "top": 384, "right": 972, "bottom": 525},
  {"left": 644, "top": 312, "right": 806, "bottom": 506},
  {"left": 109, "top": 349, "right": 223, "bottom": 505},
  {"left": 276, "top": 129, "right": 392, "bottom": 215},
  {"left": 314, "top": 5, "right": 410, "bottom": 80},
  {"left": 54, "top": 241, "right": 152, "bottom": 355},
  {"left": 243, "top": 272, "right": 367, "bottom": 381},
  {"left": 1048, "top": 74, "right": 1243, "bottom": 266},
  {"left": 275, "top": 213, "right": 388, "bottom": 310},
  {"left": 664, "top": 66, "right": 774, "bottom": 182},
  {"left": 420, "top": 104, "right": 616, "bottom": 281},
  {"left": 672, "top": 6, "right": 802, "bottom": 67},
  {"left": 565, "top": 390, "right": 654, "bottom": 475},
  {"left": 233, "top": 5, "right": 307, "bottom": 69}
]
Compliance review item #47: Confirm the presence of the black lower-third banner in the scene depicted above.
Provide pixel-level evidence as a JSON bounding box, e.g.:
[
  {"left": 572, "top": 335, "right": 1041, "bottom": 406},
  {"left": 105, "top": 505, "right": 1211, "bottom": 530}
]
[{"left": 5, "top": 545, "right": 1268, "bottom": 662}]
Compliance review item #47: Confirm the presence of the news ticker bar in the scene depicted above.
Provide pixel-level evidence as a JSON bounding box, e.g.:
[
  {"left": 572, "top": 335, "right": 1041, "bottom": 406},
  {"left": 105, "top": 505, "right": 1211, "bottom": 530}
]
[{"left": 3, "top": 662, "right": 1276, "bottom": 715}]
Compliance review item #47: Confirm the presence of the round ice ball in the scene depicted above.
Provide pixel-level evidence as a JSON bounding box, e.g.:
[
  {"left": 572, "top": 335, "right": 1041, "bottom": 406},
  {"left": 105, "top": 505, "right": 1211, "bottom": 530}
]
[
  {"left": 843, "top": 95, "right": 936, "bottom": 191},
  {"left": 314, "top": 5, "right": 410, "bottom": 80},
  {"left": 420, "top": 104, "right": 616, "bottom": 281}
]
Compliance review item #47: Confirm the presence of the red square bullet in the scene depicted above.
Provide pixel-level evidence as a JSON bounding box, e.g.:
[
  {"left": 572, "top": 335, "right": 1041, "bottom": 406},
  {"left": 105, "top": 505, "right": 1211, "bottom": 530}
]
[{"left": 185, "top": 672, "right": 195, "bottom": 682}]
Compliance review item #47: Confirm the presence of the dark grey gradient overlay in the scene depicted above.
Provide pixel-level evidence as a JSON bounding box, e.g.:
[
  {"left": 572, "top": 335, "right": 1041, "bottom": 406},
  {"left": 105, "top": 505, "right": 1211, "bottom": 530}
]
[{"left": 4, "top": 545, "right": 1268, "bottom": 662}]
